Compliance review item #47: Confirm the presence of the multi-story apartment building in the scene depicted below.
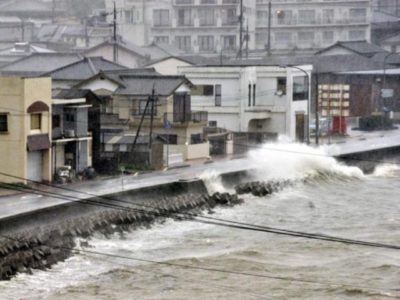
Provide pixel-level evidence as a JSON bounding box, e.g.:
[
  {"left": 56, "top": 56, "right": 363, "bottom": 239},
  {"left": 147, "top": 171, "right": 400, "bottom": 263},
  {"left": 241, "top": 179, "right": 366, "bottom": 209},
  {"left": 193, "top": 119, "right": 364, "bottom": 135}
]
[
  {"left": 256, "top": 0, "right": 371, "bottom": 54},
  {"left": 106, "top": 0, "right": 371, "bottom": 55}
]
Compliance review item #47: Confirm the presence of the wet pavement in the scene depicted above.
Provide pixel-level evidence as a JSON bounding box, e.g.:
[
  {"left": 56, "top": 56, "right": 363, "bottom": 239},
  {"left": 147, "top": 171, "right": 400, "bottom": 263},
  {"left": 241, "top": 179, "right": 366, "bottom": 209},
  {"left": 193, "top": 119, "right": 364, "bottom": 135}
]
[{"left": 1, "top": 127, "right": 400, "bottom": 222}]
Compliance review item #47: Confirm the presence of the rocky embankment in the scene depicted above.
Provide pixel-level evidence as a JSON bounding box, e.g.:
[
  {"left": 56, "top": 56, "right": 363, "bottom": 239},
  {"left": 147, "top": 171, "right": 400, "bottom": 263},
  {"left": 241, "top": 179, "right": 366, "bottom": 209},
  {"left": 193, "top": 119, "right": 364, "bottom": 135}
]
[
  {"left": 235, "top": 180, "right": 293, "bottom": 197},
  {"left": 0, "top": 191, "right": 242, "bottom": 280}
]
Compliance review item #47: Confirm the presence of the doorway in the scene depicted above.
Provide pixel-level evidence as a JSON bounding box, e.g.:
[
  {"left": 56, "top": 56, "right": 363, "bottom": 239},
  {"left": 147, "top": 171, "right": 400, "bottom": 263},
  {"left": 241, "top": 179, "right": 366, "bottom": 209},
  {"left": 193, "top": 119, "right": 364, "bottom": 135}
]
[{"left": 295, "top": 113, "right": 305, "bottom": 143}]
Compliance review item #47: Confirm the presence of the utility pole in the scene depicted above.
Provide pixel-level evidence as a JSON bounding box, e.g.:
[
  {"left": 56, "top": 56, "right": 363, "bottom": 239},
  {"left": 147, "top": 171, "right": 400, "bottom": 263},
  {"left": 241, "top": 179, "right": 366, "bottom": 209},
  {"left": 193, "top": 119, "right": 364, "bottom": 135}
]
[
  {"left": 131, "top": 84, "right": 157, "bottom": 167},
  {"left": 267, "top": 1, "right": 271, "bottom": 56},
  {"left": 238, "top": 0, "right": 244, "bottom": 59},
  {"left": 148, "top": 87, "right": 156, "bottom": 159},
  {"left": 246, "top": 23, "right": 249, "bottom": 58},
  {"left": 315, "top": 72, "right": 320, "bottom": 145},
  {"left": 84, "top": 19, "right": 89, "bottom": 48},
  {"left": 113, "top": 1, "right": 117, "bottom": 63},
  {"left": 51, "top": 0, "right": 55, "bottom": 23},
  {"left": 21, "top": 20, "right": 25, "bottom": 41}
]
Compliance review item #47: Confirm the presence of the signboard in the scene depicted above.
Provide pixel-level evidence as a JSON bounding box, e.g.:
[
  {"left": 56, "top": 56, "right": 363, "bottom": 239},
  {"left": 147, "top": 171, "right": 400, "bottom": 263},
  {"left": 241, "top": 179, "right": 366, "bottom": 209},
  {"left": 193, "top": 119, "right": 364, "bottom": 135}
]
[
  {"left": 381, "top": 89, "right": 394, "bottom": 98},
  {"left": 318, "top": 84, "right": 350, "bottom": 117},
  {"left": 164, "top": 120, "right": 172, "bottom": 129}
]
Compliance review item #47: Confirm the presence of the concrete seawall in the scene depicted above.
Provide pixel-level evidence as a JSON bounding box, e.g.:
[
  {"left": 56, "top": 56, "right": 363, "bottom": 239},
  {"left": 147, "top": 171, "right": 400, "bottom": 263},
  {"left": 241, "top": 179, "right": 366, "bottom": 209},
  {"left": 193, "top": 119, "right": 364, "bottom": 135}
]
[
  {"left": 0, "top": 172, "right": 247, "bottom": 280},
  {"left": 1, "top": 142, "right": 398, "bottom": 280}
]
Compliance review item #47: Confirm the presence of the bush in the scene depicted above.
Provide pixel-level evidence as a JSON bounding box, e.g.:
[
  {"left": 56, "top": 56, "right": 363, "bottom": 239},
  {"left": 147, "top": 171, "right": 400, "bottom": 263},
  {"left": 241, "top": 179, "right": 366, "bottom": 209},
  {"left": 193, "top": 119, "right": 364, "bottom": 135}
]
[{"left": 359, "top": 116, "right": 393, "bottom": 131}]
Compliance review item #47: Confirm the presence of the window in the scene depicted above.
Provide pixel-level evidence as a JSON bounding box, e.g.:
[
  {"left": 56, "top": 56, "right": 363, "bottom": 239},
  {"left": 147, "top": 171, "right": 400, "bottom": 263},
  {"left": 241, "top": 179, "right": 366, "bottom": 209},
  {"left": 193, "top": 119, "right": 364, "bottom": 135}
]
[
  {"left": 176, "top": 0, "right": 193, "bottom": 3},
  {"left": 199, "top": 9, "right": 215, "bottom": 26},
  {"left": 257, "top": 10, "right": 268, "bottom": 21},
  {"left": 158, "top": 134, "right": 177, "bottom": 145},
  {"left": 0, "top": 113, "right": 8, "bottom": 132},
  {"left": 298, "top": 10, "right": 316, "bottom": 25},
  {"left": 222, "top": 35, "right": 236, "bottom": 50},
  {"left": 52, "top": 115, "right": 60, "bottom": 129},
  {"left": 323, "top": 31, "right": 334, "bottom": 44},
  {"left": 277, "top": 77, "right": 287, "bottom": 95},
  {"left": 153, "top": 9, "right": 170, "bottom": 27},
  {"left": 322, "top": 9, "right": 334, "bottom": 24},
  {"left": 65, "top": 113, "right": 75, "bottom": 122},
  {"left": 198, "top": 35, "right": 214, "bottom": 51},
  {"left": 201, "top": 0, "right": 216, "bottom": 3},
  {"left": 247, "top": 84, "right": 256, "bottom": 106},
  {"left": 349, "top": 30, "right": 365, "bottom": 40},
  {"left": 138, "top": 100, "right": 156, "bottom": 115},
  {"left": 222, "top": 8, "right": 237, "bottom": 25},
  {"left": 173, "top": 93, "right": 191, "bottom": 122},
  {"left": 192, "top": 85, "right": 214, "bottom": 96},
  {"left": 215, "top": 84, "right": 221, "bottom": 106},
  {"left": 175, "top": 36, "right": 191, "bottom": 51},
  {"left": 276, "top": 10, "right": 292, "bottom": 25},
  {"left": 125, "top": 9, "right": 136, "bottom": 24},
  {"left": 208, "top": 121, "right": 217, "bottom": 127},
  {"left": 275, "top": 32, "right": 292, "bottom": 44},
  {"left": 293, "top": 76, "right": 308, "bottom": 101},
  {"left": 349, "top": 8, "right": 366, "bottom": 23},
  {"left": 30, "top": 113, "right": 41, "bottom": 130},
  {"left": 190, "top": 133, "right": 203, "bottom": 144},
  {"left": 253, "top": 84, "right": 256, "bottom": 106},
  {"left": 248, "top": 84, "right": 252, "bottom": 106},
  {"left": 154, "top": 36, "right": 169, "bottom": 44},
  {"left": 177, "top": 8, "right": 193, "bottom": 26},
  {"left": 298, "top": 32, "right": 314, "bottom": 44}
]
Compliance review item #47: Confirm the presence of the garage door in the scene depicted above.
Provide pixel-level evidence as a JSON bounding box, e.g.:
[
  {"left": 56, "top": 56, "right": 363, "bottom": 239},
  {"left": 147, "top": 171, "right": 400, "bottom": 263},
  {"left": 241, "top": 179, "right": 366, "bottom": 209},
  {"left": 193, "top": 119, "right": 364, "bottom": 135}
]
[{"left": 27, "top": 151, "right": 42, "bottom": 182}]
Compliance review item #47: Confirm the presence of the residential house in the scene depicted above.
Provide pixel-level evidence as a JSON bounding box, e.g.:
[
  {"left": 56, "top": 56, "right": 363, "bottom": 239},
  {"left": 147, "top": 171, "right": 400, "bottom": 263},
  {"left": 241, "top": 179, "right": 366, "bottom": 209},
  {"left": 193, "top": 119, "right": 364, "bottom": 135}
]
[
  {"left": 82, "top": 40, "right": 149, "bottom": 68},
  {"left": 0, "top": 76, "right": 52, "bottom": 184},
  {"left": 35, "top": 24, "right": 114, "bottom": 51},
  {"left": 0, "top": 42, "right": 54, "bottom": 66},
  {"left": 0, "top": 16, "right": 35, "bottom": 44},
  {"left": 43, "top": 56, "right": 127, "bottom": 89},
  {"left": 0, "top": 52, "right": 84, "bottom": 76},
  {"left": 74, "top": 70, "right": 209, "bottom": 169},
  {"left": 180, "top": 64, "right": 313, "bottom": 145},
  {"left": 0, "top": 0, "right": 65, "bottom": 23},
  {"left": 144, "top": 55, "right": 220, "bottom": 75},
  {"left": 51, "top": 89, "right": 98, "bottom": 177}
]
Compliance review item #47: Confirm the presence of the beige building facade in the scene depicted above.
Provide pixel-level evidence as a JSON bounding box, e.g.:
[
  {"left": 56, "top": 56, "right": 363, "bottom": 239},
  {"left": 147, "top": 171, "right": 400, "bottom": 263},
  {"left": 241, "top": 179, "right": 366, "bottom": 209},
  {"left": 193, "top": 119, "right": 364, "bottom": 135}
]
[
  {"left": 0, "top": 76, "right": 52, "bottom": 184},
  {"left": 106, "top": 0, "right": 371, "bottom": 55}
]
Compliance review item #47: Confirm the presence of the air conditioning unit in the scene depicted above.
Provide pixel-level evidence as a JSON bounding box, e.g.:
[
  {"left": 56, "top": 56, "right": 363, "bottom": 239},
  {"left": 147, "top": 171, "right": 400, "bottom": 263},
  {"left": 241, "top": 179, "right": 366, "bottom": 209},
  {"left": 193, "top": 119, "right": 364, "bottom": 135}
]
[{"left": 64, "top": 129, "right": 75, "bottom": 138}]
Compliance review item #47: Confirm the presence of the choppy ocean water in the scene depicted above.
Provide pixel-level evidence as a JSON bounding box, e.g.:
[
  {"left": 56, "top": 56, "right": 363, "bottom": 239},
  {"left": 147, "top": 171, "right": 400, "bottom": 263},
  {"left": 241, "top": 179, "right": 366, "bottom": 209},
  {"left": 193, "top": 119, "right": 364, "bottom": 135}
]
[{"left": 2, "top": 143, "right": 400, "bottom": 300}]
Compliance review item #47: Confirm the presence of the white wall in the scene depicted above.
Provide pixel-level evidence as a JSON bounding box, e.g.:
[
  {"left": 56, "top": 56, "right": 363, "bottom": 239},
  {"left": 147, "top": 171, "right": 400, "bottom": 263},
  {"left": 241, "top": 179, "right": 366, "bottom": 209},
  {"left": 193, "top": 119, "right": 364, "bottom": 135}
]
[
  {"left": 147, "top": 58, "right": 193, "bottom": 75},
  {"left": 181, "top": 65, "right": 312, "bottom": 141}
]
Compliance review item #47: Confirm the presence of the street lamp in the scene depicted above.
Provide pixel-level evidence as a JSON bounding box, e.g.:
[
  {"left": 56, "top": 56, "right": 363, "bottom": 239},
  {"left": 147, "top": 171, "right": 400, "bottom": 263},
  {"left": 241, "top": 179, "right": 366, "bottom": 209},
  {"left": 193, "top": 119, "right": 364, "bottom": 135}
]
[
  {"left": 381, "top": 52, "right": 397, "bottom": 127},
  {"left": 280, "top": 65, "right": 311, "bottom": 144}
]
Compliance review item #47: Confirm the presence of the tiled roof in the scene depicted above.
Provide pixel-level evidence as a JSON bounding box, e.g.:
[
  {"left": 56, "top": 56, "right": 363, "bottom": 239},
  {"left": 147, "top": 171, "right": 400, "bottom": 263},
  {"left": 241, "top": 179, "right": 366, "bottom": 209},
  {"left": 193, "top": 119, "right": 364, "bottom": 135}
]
[
  {"left": 316, "top": 40, "right": 386, "bottom": 57},
  {"left": 43, "top": 57, "right": 127, "bottom": 80},
  {"left": 114, "top": 74, "right": 191, "bottom": 96},
  {"left": 52, "top": 88, "right": 95, "bottom": 99},
  {"left": 0, "top": 52, "right": 83, "bottom": 75},
  {"left": 84, "top": 40, "right": 149, "bottom": 58}
]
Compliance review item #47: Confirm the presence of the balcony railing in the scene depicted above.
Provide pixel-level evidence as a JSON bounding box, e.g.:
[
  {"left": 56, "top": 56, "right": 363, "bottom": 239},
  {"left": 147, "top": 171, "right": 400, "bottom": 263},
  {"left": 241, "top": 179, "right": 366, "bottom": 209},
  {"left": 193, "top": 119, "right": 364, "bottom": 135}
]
[{"left": 164, "top": 111, "right": 208, "bottom": 124}]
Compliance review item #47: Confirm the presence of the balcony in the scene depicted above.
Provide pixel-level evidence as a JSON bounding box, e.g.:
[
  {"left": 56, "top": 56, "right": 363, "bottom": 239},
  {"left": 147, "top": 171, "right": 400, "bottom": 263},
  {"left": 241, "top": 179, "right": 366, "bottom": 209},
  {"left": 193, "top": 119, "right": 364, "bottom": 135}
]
[{"left": 164, "top": 111, "right": 208, "bottom": 125}]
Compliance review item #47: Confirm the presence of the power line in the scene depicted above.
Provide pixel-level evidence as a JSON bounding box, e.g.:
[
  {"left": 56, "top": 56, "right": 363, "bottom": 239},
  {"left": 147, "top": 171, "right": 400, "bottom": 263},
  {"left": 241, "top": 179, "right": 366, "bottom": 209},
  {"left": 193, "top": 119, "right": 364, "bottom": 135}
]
[
  {"left": 1, "top": 233, "right": 398, "bottom": 295},
  {"left": 1, "top": 171, "right": 400, "bottom": 251}
]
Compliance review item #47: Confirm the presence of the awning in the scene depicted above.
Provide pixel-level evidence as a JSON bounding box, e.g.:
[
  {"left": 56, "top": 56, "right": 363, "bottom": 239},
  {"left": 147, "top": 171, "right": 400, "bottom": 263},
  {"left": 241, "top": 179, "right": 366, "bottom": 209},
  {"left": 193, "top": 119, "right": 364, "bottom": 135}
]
[{"left": 27, "top": 134, "right": 51, "bottom": 151}]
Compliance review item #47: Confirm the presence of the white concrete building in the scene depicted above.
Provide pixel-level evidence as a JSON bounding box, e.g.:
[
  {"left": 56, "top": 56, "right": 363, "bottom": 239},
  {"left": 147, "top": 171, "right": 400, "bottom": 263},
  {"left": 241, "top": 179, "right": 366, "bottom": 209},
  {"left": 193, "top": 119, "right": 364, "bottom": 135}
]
[
  {"left": 179, "top": 64, "right": 313, "bottom": 142},
  {"left": 105, "top": 0, "right": 371, "bottom": 55}
]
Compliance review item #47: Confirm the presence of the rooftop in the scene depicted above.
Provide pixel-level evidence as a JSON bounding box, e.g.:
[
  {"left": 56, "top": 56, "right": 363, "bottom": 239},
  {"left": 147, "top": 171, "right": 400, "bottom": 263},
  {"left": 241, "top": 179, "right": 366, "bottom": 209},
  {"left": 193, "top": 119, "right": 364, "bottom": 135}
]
[
  {"left": 0, "top": 52, "right": 83, "bottom": 76},
  {"left": 43, "top": 56, "right": 127, "bottom": 81}
]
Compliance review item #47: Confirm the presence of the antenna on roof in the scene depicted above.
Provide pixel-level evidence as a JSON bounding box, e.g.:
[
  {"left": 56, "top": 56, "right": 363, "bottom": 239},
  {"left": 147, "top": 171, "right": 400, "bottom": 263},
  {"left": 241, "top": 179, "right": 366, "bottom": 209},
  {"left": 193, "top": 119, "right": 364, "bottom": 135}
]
[{"left": 113, "top": 1, "right": 118, "bottom": 63}]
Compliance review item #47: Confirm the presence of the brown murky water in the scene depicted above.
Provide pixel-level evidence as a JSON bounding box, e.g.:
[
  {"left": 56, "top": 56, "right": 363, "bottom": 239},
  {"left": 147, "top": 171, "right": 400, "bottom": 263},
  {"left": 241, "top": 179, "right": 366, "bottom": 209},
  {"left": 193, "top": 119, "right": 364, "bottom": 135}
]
[{"left": 1, "top": 145, "right": 400, "bottom": 300}]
